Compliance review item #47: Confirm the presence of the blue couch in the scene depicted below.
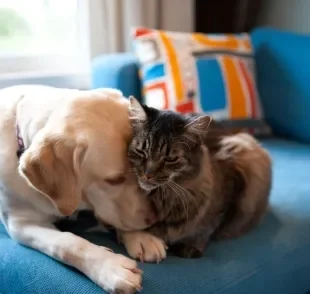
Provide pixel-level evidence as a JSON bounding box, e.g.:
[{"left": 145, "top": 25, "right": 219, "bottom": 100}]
[{"left": 1, "top": 28, "right": 310, "bottom": 294}]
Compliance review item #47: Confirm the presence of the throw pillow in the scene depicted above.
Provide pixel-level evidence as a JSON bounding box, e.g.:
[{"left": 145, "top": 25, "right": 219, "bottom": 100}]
[{"left": 132, "top": 27, "right": 270, "bottom": 135}]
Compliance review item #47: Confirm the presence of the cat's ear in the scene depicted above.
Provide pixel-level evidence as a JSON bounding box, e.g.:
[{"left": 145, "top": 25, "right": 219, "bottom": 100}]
[
  {"left": 184, "top": 115, "right": 212, "bottom": 137},
  {"left": 128, "top": 96, "right": 147, "bottom": 122}
]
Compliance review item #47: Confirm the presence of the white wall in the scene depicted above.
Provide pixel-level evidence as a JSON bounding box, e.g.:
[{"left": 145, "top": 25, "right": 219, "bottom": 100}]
[{"left": 257, "top": 0, "right": 310, "bottom": 34}]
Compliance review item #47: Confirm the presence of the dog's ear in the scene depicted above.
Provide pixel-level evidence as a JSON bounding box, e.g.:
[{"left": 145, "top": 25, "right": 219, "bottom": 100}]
[{"left": 19, "top": 136, "right": 87, "bottom": 216}]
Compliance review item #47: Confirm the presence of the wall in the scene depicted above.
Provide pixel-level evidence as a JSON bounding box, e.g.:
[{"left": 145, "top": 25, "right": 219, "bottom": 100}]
[{"left": 257, "top": 0, "right": 310, "bottom": 34}]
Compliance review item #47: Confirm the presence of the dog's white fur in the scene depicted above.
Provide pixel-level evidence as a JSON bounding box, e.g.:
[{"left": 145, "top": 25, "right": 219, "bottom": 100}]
[{"left": 0, "top": 85, "right": 157, "bottom": 293}]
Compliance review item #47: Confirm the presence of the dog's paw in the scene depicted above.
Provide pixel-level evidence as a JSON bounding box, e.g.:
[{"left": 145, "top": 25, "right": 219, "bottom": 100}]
[
  {"left": 91, "top": 249, "right": 142, "bottom": 294},
  {"left": 122, "top": 231, "right": 167, "bottom": 263}
]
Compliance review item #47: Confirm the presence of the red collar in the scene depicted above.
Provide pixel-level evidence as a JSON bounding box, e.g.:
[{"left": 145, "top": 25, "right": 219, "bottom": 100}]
[{"left": 16, "top": 124, "right": 25, "bottom": 159}]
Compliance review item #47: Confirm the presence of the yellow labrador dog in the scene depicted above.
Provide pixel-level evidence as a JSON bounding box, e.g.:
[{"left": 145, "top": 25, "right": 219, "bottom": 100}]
[{"left": 0, "top": 85, "right": 158, "bottom": 293}]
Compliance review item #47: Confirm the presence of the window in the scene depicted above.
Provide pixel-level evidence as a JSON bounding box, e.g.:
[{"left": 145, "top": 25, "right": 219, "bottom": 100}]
[{"left": 0, "top": 0, "right": 90, "bottom": 88}]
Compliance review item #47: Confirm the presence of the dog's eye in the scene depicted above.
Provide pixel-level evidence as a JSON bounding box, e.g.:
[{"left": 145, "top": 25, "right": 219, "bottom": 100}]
[
  {"left": 165, "top": 156, "right": 179, "bottom": 164},
  {"left": 105, "top": 175, "right": 126, "bottom": 185}
]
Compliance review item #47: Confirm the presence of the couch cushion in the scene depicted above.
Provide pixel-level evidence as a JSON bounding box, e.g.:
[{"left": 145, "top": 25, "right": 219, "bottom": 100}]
[
  {"left": 252, "top": 28, "right": 310, "bottom": 143},
  {"left": 1, "top": 139, "right": 310, "bottom": 294}
]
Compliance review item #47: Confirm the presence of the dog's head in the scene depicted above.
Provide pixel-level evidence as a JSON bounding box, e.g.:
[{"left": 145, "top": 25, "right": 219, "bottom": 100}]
[
  {"left": 18, "top": 89, "right": 156, "bottom": 230},
  {"left": 19, "top": 133, "right": 86, "bottom": 216}
]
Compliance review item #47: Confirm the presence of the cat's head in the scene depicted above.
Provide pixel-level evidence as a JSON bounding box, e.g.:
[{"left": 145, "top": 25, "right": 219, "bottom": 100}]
[{"left": 128, "top": 97, "right": 211, "bottom": 191}]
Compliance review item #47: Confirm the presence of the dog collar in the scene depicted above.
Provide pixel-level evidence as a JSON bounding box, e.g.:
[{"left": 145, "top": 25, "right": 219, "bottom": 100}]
[{"left": 16, "top": 124, "right": 25, "bottom": 159}]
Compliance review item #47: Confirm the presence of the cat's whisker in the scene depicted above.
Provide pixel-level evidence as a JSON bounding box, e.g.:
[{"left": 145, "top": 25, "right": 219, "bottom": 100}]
[
  {"left": 167, "top": 181, "right": 190, "bottom": 222},
  {"left": 167, "top": 182, "right": 188, "bottom": 220},
  {"left": 168, "top": 181, "right": 200, "bottom": 215},
  {"left": 173, "top": 182, "right": 200, "bottom": 213},
  {"left": 158, "top": 186, "right": 164, "bottom": 202},
  {"left": 169, "top": 181, "right": 189, "bottom": 201}
]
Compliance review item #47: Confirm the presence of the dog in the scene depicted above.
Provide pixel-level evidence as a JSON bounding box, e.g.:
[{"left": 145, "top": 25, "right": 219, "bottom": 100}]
[{"left": 0, "top": 85, "right": 158, "bottom": 293}]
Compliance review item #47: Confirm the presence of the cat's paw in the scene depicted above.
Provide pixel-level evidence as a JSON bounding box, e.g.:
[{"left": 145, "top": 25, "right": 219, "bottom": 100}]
[
  {"left": 171, "top": 243, "right": 204, "bottom": 259},
  {"left": 121, "top": 231, "right": 167, "bottom": 263}
]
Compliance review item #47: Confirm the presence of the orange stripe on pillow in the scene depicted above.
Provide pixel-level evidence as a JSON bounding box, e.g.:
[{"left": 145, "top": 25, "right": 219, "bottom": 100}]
[
  {"left": 238, "top": 60, "right": 257, "bottom": 118},
  {"left": 220, "top": 57, "right": 247, "bottom": 119},
  {"left": 159, "top": 32, "right": 184, "bottom": 103},
  {"left": 242, "top": 38, "right": 252, "bottom": 51},
  {"left": 193, "top": 34, "right": 239, "bottom": 50}
]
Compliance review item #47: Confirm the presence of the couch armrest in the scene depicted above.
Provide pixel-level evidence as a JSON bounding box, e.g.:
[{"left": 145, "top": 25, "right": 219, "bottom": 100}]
[
  {"left": 252, "top": 28, "right": 310, "bottom": 143},
  {"left": 91, "top": 53, "right": 142, "bottom": 101}
]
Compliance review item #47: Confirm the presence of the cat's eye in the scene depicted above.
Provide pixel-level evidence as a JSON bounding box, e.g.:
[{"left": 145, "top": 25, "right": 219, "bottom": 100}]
[
  {"left": 133, "top": 148, "right": 145, "bottom": 157},
  {"left": 129, "top": 148, "right": 146, "bottom": 165},
  {"left": 165, "top": 156, "right": 179, "bottom": 164}
]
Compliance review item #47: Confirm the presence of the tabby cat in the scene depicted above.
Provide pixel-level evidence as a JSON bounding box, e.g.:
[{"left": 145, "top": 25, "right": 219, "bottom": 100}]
[{"left": 122, "top": 97, "right": 272, "bottom": 259}]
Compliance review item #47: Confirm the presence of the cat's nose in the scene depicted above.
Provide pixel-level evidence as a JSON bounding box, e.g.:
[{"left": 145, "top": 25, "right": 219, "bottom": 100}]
[
  {"left": 145, "top": 173, "right": 154, "bottom": 180},
  {"left": 142, "top": 173, "right": 154, "bottom": 181},
  {"left": 144, "top": 163, "right": 156, "bottom": 180}
]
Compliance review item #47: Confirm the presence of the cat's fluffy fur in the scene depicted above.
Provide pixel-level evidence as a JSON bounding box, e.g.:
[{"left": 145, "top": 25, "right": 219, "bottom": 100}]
[{"left": 123, "top": 97, "right": 272, "bottom": 259}]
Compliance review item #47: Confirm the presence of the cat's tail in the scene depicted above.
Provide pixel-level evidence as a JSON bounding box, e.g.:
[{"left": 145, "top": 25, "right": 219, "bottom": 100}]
[{"left": 213, "top": 133, "right": 272, "bottom": 240}]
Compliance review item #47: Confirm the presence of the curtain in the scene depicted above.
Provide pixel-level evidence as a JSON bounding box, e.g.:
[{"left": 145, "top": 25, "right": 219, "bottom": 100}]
[
  {"left": 87, "top": 0, "right": 194, "bottom": 57},
  {"left": 88, "top": 0, "right": 162, "bottom": 57}
]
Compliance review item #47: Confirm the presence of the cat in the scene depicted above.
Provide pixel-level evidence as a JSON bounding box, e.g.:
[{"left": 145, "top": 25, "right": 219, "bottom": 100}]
[{"left": 122, "top": 97, "right": 272, "bottom": 260}]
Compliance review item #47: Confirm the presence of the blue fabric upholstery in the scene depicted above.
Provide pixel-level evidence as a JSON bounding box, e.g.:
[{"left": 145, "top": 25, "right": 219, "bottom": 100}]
[
  {"left": 91, "top": 53, "right": 142, "bottom": 102},
  {"left": 1, "top": 139, "right": 310, "bottom": 293},
  {"left": 91, "top": 53, "right": 141, "bottom": 102},
  {"left": 252, "top": 28, "right": 310, "bottom": 143}
]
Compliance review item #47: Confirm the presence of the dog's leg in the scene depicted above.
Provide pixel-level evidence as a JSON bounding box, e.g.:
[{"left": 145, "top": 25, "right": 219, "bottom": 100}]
[{"left": 7, "top": 217, "right": 142, "bottom": 294}]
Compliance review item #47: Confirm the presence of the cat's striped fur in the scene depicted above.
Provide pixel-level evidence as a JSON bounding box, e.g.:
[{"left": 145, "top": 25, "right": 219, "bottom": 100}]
[{"left": 127, "top": 97, "right": 272, "bottom": 258}]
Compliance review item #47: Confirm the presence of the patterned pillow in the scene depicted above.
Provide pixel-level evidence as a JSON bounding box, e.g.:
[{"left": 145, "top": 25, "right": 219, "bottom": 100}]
[{"left": 132, "top": 27, "right": 270, "bottom": 135}]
